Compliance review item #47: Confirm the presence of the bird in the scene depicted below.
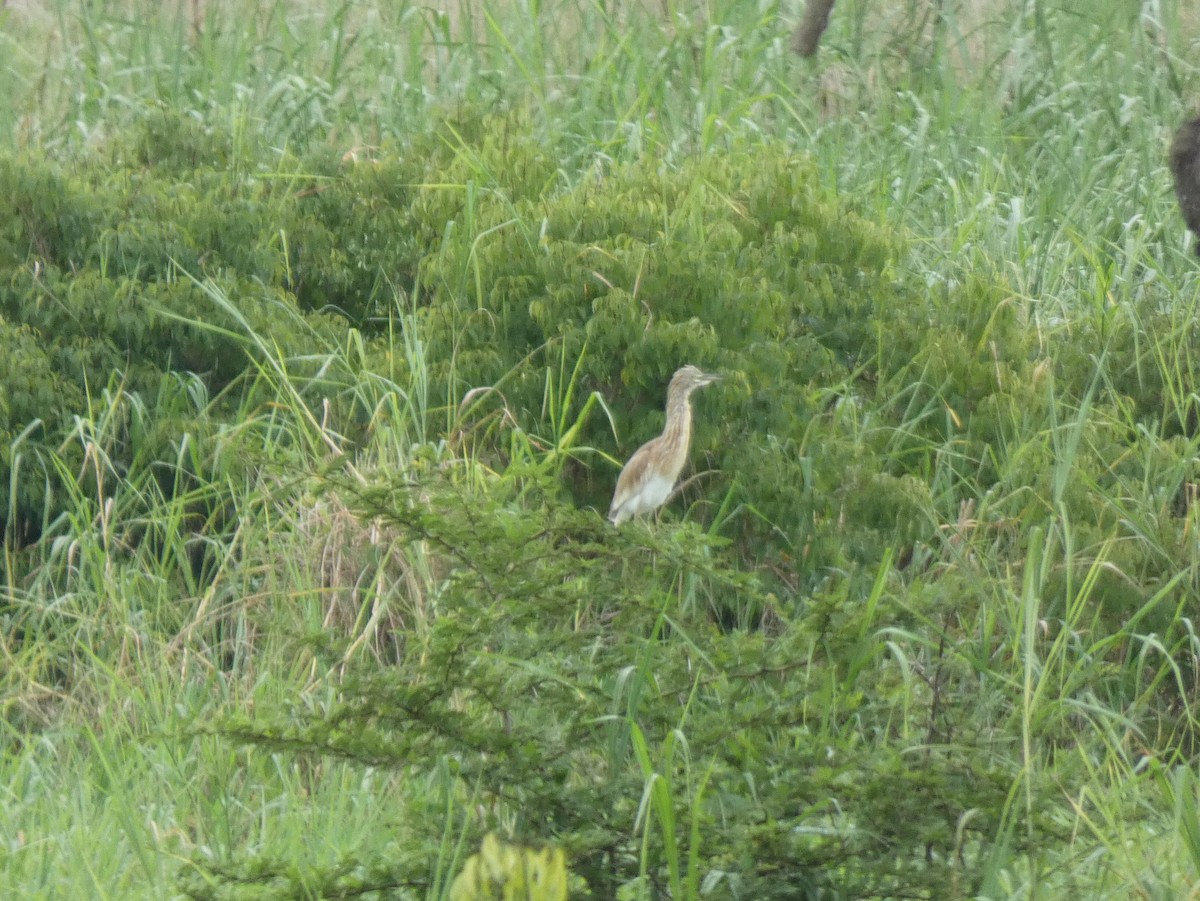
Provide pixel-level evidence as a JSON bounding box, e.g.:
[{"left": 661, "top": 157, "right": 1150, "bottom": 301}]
[{"left": 608, "top": 365, "right": 722, "bottom": 526}]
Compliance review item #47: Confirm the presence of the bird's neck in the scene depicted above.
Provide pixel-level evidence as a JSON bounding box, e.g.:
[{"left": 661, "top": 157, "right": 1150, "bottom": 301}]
[{"left": 662, "top": 391, "right": 693, "bottom": 451}]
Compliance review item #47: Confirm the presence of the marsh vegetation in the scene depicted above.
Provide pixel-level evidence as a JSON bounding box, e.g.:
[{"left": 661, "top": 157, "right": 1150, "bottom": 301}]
[{"left": 2, "top": 1, "right": 1200, "bottom": 897}]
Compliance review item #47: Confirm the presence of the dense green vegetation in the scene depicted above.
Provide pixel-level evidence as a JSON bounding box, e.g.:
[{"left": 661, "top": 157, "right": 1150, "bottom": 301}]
[{"left": 3, "top": 0, "right": 1200, "bottom": 897}]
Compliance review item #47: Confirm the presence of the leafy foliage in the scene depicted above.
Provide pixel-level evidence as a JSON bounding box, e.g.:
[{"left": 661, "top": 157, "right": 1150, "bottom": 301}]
[
  {"left": 5, "top": 2, "right": 1200, "bottom": 898},
  {"left": 181, "top": 470, "right": 1063, "bottom": 900},
  {"left": 0, "top": 114, "right": 431, "bottom": 539}
]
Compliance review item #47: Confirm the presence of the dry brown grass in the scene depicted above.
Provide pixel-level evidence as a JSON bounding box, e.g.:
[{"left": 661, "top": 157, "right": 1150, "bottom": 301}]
[{"left": 288, "top": 482, "right": 443, "bottom": 668}]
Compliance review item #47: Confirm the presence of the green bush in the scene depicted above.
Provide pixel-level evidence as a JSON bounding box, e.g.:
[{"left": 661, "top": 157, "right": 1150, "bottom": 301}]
[
  {"left": 4, "top": 106, "right": 1183, "bottom": 615},
  {"left": 392, "top": 125, "right": 1061, "bottom": 594},
  {"left": 183, "top": 475, "right": 1055, "bottom": 900},
  {"left": 0, "top": 115, "right": 420, "bottom": 540}
]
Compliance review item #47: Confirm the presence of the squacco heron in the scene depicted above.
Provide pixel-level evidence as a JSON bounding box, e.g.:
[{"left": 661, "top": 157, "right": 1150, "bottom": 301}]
[{"left": 608, "top": 365, "right": 722, "bottom": 526}]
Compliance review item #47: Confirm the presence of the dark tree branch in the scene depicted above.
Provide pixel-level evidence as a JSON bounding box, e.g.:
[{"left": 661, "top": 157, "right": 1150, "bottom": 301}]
[
  {"left": 791, "top": 0, "right": 837, "bottom": 57},
  {"left": 1170, "top": 116, "right": 1200, "bottom": 257}
]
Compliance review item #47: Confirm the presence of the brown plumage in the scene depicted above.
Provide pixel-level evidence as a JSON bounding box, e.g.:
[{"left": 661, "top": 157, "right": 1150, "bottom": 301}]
[
  {"left": 608, "top": 365, "right": 721, "bottom": 526},
  {"left": 1170, "top": 115, "right": 1200, "bottom": 257}
]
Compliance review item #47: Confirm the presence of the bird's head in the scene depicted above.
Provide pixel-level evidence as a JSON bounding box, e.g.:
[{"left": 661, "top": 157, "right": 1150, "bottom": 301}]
[{"left": 671, "top": 365, "right": 722, "bottom": 396}]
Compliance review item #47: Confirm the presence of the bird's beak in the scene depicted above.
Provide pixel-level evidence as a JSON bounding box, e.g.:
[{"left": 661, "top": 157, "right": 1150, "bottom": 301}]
[{"left": 701, "top": 371, "right": 723, "bottom": 386}]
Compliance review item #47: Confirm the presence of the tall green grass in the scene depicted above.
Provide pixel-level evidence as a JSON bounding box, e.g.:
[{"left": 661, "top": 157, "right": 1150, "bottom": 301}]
[{"left": 4, "top": 0, "right": 1200, "bottom": 897}]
